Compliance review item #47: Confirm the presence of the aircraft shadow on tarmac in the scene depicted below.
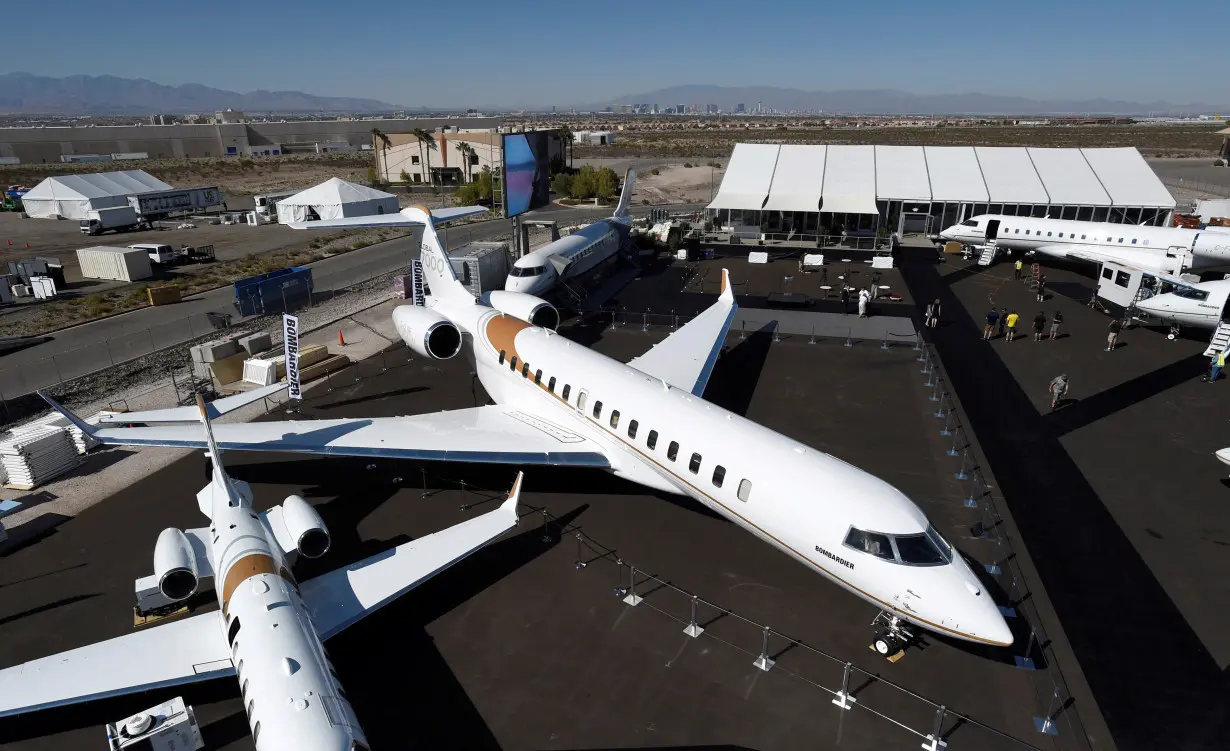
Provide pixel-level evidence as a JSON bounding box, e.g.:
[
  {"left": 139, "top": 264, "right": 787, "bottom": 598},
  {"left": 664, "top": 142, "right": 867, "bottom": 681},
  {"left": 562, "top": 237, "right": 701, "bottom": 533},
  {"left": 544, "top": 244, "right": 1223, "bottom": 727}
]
[{"left": 0, "top": 512, "right": 71, "bottom": 558}]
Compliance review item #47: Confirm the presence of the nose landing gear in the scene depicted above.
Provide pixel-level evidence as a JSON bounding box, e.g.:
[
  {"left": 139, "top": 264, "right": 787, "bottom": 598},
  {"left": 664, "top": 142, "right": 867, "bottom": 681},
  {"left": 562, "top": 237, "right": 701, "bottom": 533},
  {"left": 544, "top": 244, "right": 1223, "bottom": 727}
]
[{"left": 871, "top": 612, "right": 915, "bottom": 659}]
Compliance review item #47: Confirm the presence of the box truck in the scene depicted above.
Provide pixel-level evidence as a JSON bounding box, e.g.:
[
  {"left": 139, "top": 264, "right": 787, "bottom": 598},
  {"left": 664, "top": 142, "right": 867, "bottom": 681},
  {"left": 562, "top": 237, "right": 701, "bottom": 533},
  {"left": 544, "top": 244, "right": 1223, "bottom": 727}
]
[{"left": 79, "top": 206, "right": 141, "bottom": 236}]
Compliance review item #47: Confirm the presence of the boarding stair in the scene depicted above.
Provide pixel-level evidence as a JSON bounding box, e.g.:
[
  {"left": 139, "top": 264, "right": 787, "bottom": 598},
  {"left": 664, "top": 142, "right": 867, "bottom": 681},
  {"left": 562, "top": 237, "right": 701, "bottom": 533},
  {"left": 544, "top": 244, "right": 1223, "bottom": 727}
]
[
  {"left": 976, "top": 239, "right": 998, "bottom": 266},
  {"left": 557, "top": 280, "right": 586, "bottom": 309},
  {"left": 1204, "top": 322, "right": 1230, "bottom": 356}
]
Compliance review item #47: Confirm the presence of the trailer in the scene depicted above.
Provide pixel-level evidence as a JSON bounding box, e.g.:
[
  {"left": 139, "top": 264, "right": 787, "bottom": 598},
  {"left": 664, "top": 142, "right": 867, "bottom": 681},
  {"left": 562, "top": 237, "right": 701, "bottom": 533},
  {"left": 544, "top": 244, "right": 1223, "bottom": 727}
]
[
  {"left": 128, "top": 187, "right": 223, "bottom": 220},
  {"left": 80, "top": 206, "right": 141, "bottom": 235}
]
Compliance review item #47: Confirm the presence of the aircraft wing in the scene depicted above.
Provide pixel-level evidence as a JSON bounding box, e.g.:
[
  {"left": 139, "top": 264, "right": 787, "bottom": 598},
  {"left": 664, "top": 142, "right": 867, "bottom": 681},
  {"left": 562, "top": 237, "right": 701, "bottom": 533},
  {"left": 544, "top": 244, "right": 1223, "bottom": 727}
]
[
  {"left": 303, "top": 474, "right": 523, "bottom": 640},
  {"left": 627, "top": 268, "right": 737, "bottom": 397},
  {"left": 41, "top": 397, "right": 610, "bottom": 468},
  {"left": 1042, "top": 243, "right": 1190, "bottom": 284},
  {"left": 286, "top": 205, "right": 487, "bottom": 230},
  {"left": 99, "top": 383, "right": 286, "bottom": 425},
  {"left": 0, "top": 612, "right": 231, "bottom": 718}
]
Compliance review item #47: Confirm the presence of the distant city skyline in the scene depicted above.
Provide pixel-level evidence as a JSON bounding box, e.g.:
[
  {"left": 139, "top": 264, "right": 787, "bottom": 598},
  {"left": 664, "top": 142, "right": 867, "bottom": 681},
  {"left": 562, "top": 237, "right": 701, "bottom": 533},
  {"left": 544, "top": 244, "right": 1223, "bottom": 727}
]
[{"left": 3, "top": 0, "right": 1224, "bottom": 109}]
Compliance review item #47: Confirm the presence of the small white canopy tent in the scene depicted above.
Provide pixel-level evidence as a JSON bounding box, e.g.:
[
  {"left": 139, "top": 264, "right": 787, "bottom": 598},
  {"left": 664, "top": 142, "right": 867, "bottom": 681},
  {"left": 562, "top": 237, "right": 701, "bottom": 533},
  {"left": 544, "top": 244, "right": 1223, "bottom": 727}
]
[
  {"left": 276, "top": 178, "right": 399, "bottom": 224},
  {"left": 21, "top": 170, "right": 172, "bottom": 220}
]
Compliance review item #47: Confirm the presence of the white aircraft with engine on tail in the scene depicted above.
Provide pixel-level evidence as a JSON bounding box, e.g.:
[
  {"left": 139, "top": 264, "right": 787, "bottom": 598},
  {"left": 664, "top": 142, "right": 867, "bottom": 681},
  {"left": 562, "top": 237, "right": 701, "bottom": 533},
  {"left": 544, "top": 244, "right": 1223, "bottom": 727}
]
[
  {"left": 57, "top": 204, "right": 1012, "bottom": 655},
  {"left": 2, "top": 387, "right": 523, "bottom": 751}
]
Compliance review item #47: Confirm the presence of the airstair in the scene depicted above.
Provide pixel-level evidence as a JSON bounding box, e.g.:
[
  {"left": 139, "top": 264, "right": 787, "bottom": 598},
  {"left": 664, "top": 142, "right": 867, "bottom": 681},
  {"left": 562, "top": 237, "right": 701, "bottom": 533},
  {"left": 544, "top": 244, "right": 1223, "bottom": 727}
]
[
  {"left": 976, "top": 239, "right": 998, "bottom": 266},
  {"left": 1204, "top": 322, "right": 1230, "bottom": 356}
]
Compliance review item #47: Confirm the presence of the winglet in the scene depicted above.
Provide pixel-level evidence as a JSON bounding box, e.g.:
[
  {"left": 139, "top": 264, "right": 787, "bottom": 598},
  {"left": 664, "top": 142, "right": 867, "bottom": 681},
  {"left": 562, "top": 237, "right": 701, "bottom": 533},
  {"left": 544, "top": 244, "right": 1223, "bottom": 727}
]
[
  {"left": 500, "top": 471, "right": 524, "bottom": 522},
  {"left": 614, "top": 169, "right": 637, "bottom": 219},
  {"left": 36, "top": 391, "right": 98, "bottom": 437},
  {"left": 719, "top": 268, "right": 733, "bottom": 304}
]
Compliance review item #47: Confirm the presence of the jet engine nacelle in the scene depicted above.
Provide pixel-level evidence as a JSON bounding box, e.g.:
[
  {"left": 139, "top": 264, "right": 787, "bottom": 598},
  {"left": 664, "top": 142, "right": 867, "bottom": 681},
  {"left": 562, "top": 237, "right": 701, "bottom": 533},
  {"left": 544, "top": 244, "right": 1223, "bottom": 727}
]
[
  {"left": 153, "top": 527, "right": 199, "bottom": 601},
  {"left": 392, "top": 305, "right": 463, "bottom": 360},
  {"left": 282, "top": 494, "right": 331, "bottom": 559},
  {"left": 483, "top": 291, "right": 560, "bottom": 330}
]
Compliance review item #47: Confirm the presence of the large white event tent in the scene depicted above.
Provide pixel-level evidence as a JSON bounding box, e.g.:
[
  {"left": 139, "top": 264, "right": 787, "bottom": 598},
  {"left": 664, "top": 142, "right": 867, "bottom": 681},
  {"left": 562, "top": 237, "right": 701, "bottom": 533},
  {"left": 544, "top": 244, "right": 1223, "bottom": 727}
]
[
  {"left": 708, "top": 145, "right": 1176, "bottom": 238},
  {"left": 20, "top": 170, "right": 172, "bottom": 220},
  {"left": 275, "top": 178, "right": 399, "bottom": 224}
]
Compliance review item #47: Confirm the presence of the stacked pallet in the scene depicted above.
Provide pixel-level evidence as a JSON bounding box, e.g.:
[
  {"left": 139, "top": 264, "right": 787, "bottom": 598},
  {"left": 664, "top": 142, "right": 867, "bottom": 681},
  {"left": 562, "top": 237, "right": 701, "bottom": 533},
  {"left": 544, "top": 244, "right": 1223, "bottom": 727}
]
[
  {"left": 1, "top": 426, "right": 81, "bottom": 490},
  {"left": 7, "top": 410, "right": 120, "bottom": 455}
]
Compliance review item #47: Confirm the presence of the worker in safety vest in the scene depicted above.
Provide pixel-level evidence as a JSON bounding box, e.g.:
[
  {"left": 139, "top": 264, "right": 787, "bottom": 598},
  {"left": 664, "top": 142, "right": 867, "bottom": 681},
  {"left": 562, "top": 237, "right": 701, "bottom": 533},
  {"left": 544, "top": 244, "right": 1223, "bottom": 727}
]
[
  {"left": 1014, "top": 258, "right": 1023, "bottom": 280},
  {"left": 1210, "top": 350, "right": 1226, "bottom": 382}
]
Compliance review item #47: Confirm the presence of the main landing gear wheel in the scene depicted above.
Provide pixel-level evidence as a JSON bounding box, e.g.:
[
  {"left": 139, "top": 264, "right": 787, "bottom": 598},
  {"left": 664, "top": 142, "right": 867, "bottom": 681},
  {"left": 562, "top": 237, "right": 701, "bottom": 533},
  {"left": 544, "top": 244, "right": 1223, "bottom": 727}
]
[
  {"left": 1167, "top": 325, "right": 1180, "bottom": 341},
  {"left": 873, "top": 632, "right": 899, "bottom": 655}
]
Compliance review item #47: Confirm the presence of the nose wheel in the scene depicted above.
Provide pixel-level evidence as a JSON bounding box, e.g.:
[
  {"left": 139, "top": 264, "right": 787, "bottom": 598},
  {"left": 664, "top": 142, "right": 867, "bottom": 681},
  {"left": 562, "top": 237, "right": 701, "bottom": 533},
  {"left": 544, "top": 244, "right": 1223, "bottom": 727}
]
[
  {"left": 870, "top": 612, "right": 914, "bottom": 659},
  {"left": 1167, "top": 324, "right": 1180, "bottom": 341}
]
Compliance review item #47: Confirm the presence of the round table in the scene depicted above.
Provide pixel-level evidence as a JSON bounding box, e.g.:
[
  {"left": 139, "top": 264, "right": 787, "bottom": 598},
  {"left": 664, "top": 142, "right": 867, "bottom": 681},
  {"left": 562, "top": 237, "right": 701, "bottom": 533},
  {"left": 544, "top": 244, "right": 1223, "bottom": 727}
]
[{"left": 819, "top": 285, "right": 832, "bottom": 299}]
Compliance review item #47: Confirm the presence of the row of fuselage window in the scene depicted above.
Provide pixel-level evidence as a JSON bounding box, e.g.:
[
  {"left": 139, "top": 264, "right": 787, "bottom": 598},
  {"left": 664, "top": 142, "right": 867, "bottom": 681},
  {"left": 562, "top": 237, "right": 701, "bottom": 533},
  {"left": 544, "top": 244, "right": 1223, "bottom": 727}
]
[
  {"left": 1007, "top": 226, "right": 1151, "bottom": 246},
  {"left": 498, "top": 349, "right": 753, "bottom": 502}
]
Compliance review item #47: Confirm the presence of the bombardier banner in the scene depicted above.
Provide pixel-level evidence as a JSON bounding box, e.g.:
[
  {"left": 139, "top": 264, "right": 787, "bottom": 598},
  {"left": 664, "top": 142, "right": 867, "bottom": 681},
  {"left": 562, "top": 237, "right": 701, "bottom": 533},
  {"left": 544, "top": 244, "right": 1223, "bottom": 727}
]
[
  {"left": 411, "top": 259, "right": 425, "bottom": 306},
  {"left": 283, "top": 313, "right": 302, "bottom": 399}
]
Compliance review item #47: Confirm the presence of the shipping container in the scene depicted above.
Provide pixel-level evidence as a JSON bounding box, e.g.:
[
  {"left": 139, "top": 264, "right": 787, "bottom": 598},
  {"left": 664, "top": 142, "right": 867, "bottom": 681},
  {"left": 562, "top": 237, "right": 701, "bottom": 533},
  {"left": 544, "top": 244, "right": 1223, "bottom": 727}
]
[
  {"left": 76, "top": 247, "right": 153, "bottom": 282},
  {"left": 233, "top": 267, "right": 313, "bottom": 316},
  {"left": 147, "top": 286, "right": 182, "bottom": 306},
  {"left": 128, "top": 186, "right": 223, "bottom": 218}
]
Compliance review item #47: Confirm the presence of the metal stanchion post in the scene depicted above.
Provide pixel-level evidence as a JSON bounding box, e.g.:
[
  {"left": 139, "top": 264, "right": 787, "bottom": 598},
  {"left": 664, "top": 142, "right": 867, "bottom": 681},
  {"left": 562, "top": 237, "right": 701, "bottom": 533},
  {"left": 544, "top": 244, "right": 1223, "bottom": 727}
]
[
  {"left": 946, "top": 427, "right": 961, "bottom": 457},
  {"left": 641, "top": 311, "right": 648, "bottom": 332},
  {"left": 1016, "top": 626, "right": 1038, "bottom": 670},
  {"left": 843, "top": 327, "right": 852, "bottom": 348},
  {"left": 954, "top": 449, "right": 970, "bottom": 480},
  {"left": 1034, "top": 687, "right": 1061, "bottom": 735},
  {"left": 924, "top": 362, "right": 937, "bottom": 388},
  {"left": 740, "top": 320, "right": 746, "bottom": 340},
  {"left": 540, "top": 508, "right": 552, "bottom": 543},
  {"left": 920, "top": 348, "right": 933, "bottom": 375},
  {"left": 808, "top": 325, "right": 816, "bottom": 345},
  {"left": 773, "top": 322, "right": 781, "bottom": 343},
  {"left": 831, "top": 662, "right": 857, "bottom": 710},
  {"left": 928, "top": 380, "right": 941, "bottom": 402},
  {"left": 912, "top": 332, "right": 922, "bottom": 352},
  {"left": 607, "top": 311, "right": 616, "bottom": 331},
  {"left": 622, "top": 565, "right": 643, "bottom": 606},
  {"left": 963, "top": 470, "right": 980, "bottom": 508},
  {"left": 574, "top": 532, "right": 587, "bottom": 570},
  {"left": 934, "top": 390, "right": 947, "bottom": 417},
  {"left": 420, "top": 467, "right": 427, "bottom": 498},
  {"left": 326, "top": 369, "right": 334, "bottom": 392},
  {"left": 921, "top": 705, "right": 948, "bottom": 750},
  {"left": 380, "top": 350, "right": 388, "bottom": 373},
  {"left": 683, "top": 596, "right": 704, "bottom": 638},
  {"left": 880, "top": 330, "right": 890, "bottom": 350},
  {"left": 752, "top": 627, "right": 775, "bottom": 672}
]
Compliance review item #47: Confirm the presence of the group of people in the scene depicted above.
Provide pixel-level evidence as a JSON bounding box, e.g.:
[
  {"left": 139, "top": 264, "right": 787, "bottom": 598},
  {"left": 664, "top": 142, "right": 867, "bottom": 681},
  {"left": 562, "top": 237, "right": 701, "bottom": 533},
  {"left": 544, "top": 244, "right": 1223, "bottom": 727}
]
[
  {"left": 982, "top": 308, "right": 1064, "bottom": 342},
  {"left": 839, "top": 285, "right": 874, "bottom": 318}
]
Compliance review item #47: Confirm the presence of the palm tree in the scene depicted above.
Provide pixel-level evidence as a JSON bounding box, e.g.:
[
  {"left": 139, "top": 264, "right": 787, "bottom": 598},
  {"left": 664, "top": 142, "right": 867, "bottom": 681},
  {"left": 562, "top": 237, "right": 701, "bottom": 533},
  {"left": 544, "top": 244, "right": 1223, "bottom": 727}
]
[
  {"left": 411, "top": 128, "right": 435, "bottom": 186},
  {"left": 556, "top": 124, "right": 574, "bottom": 168},
  {"left": 371, "top": 128, "right": 392, "bottom": 182},
  {"left": 455, "top": 142, "right": 475, "bottom": 184}
]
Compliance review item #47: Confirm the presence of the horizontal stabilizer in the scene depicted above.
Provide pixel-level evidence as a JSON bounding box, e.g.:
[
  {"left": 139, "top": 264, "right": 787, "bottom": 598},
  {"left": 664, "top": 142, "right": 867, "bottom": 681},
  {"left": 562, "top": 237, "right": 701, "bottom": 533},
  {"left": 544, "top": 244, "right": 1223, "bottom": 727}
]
[
  {"left": 98, "top": 383, "right": 287, "bottom": 425},
  {"left": 287, "top": 205, "right": 487, "bottom": 230},
  {"left": 304, "top": 472, "right": 523, "bottom": 640}
]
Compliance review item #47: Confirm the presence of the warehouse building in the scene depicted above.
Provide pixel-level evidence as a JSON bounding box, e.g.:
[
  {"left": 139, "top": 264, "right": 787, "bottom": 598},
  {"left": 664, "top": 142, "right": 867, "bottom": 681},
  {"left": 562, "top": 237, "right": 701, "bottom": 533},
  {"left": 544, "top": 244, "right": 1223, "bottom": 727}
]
[
  {"left": 707, "top": 144, "right": 1176, "bottom": 241},
  {"left": 0, "top": 117, "right": 502, "bottom": 164},
  {"left": 20, "top": 170, "right": 171, "bottom": 220}
]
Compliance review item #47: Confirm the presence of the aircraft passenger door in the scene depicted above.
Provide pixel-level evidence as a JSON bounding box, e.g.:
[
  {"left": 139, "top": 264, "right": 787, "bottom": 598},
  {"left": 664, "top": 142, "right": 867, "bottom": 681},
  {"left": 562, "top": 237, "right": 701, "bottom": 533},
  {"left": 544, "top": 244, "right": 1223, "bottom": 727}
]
[
  {"left": 985, "top": 220, "right": 1000, "bottom": 241},
  {"left": 576, "top": 389, "right": 588, "bottom": 414}
]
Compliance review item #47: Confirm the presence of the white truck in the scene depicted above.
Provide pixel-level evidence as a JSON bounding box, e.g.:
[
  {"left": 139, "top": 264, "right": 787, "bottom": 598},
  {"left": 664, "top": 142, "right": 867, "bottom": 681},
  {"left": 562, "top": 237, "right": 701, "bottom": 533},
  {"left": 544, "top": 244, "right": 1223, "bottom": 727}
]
[
  {"left": 79, "top": 206, "right": 141, "bottom": 236},
  {"left": 128, "top": 243, "right": 177, "bottom": 265},
  {"left": 253, "top": 190, "right": 299, "bottom": 223}
]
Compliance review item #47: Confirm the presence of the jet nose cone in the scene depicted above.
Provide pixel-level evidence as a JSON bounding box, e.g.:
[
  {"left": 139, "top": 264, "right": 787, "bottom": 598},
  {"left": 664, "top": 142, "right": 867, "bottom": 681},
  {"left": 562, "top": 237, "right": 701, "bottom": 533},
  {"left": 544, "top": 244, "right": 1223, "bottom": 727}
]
[{"left": 984, "top": 613, "right": 1014, "bottom": 647}]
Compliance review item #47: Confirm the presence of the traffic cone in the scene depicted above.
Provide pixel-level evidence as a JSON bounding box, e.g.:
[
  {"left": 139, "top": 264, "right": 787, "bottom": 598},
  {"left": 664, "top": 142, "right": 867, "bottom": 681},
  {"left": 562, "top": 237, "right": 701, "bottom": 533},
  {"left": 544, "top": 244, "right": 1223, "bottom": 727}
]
[
  {"left": 337, "top": 329, "right": 346, "bottom": 346},
  {"left": 24, "top": 242, "right": 29, "bottom": 249}
]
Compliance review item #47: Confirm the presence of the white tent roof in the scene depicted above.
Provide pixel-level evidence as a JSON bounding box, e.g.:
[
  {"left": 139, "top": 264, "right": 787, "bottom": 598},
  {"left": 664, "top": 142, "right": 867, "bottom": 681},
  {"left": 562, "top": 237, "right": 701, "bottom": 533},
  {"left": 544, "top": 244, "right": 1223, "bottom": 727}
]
[
  {"left": 820, "top": 146, "right": 878, "bottom": 215},
  {"left": 281, "top": 177, "right": 397, "bottom": 207},
  {"left": 22, "top": 170, "right": 171, "bottom": 201},
  {"left": 874, "top": 146, "right": 931, "bottom": 202},
  {"left": 763, "top": 145, "right": 826, "bottom": 212},
  {"left": 1025, "top": 148, "right": 1111, "bottom": 206},
  {"left": 706, "top": 145, "right": 1171, "bottom": 213},
  {"left": 708, "top": 144, "right": 779, "bottom": 210},
  {"left": 925, "top": 147, "right": 988, "bottom": 202},
  {"left": 1080, "top": 147, "right": 1176, "bottom": 208},
  {"left": 975, "top": 147, "right": 1050, "bottom": 204}
]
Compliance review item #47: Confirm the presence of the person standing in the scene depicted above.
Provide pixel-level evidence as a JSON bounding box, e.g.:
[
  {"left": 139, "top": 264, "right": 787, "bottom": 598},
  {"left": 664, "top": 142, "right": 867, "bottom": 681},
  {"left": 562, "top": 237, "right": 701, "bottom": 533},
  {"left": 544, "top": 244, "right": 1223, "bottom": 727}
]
[
  {"left": 1036, "top": 275, "right": 1047, "bottom": 302},
  {"left": 984, "top": 308, "right": 999, "bottom": 340},
  {"left": 1005, "top": 310, "right": 1020, "bottom": 341},
  {"left": 1032, "top": 311, "right": 1047, "bottom": 341},
  {"left": 924, "top": 300, "right": 936, "bottom": 329},
  {"left": 1014, "top": 258, "right": 1023, "bottom": 280},
  {"left": 997, "top": 307, "right": 1008, "bottom": 339},
  {"left": 1049, "top": 373, "right": 1070, "bottom": 409},
  {"left": 840, "top": 285, "right": 850, "bottom": 315},
  {"left": 1106, "top": 318, "right": 1122, "bottom": 351},
  {"left": 1049, "top": 310, "right": 1063, "bottom": 340},
  {"left": 858, "top": 287, "right": 870, "bottom": 318},
  {"left": 1210, "top": 349, "right": 1225, "bottom": 382},
  {"left": 929, "top": 297, "right": 942, "bottom": 328}
]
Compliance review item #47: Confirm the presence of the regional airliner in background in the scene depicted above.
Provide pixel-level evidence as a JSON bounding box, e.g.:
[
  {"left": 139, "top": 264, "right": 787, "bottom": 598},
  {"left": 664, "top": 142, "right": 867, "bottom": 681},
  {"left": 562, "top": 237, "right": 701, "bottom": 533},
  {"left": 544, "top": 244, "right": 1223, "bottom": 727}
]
[
  {"left": 6, "top": 388, "right": 523, "bottom": 750},
  {"left": 57, "top": 203, "right": 1013, "bottom": 653},
  {"left": 287, "top": 170, "right": 638, "bottom": 300},
  {"left": 940, "top": 214, "right": 1230, "bottom": 276}
]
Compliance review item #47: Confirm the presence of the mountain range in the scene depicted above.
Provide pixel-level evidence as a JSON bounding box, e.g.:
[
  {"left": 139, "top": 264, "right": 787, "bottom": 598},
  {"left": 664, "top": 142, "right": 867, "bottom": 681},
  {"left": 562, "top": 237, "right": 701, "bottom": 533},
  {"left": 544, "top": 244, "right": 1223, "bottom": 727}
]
[
  {"left": 0, "top": 73, "right": 402, "bottom": 115},
  {"left": 587, "top": 85, "right": 1229, "bottom": 116}
]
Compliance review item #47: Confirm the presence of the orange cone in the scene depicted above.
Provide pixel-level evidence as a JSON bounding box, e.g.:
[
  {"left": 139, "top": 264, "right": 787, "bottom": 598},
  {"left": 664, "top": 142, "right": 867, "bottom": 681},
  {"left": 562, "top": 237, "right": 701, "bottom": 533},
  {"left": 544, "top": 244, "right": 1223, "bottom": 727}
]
[
  {"left": 24, "top": 242, "right": 29, "bottom": 248},
  {"left": 337, "top": 329, "right": 346, "bottom": 346}
]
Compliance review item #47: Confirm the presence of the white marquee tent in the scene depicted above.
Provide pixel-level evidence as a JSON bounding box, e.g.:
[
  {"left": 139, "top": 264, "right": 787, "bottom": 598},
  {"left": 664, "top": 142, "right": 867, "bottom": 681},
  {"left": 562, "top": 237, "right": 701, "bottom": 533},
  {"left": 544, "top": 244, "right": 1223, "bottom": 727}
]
[
  {"left": 276, "top": 178, "right": 399, "bottom": 224},
  {"left": 21, "top": 170, "right": 172, "bottom": 220}
]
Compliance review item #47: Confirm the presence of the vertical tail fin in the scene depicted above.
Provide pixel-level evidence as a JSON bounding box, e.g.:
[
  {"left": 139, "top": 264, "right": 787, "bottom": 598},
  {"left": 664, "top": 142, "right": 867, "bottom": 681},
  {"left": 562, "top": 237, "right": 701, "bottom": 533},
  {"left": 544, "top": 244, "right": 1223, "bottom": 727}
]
[
  {"left": 614, "top": 169, "right": 637, "bottom": 219},
  {"left": 195, "top": 394, "right": 229, "bottom": 491},
  {"left": 403, "top": 205, "right": 473, "bottom": 303}
]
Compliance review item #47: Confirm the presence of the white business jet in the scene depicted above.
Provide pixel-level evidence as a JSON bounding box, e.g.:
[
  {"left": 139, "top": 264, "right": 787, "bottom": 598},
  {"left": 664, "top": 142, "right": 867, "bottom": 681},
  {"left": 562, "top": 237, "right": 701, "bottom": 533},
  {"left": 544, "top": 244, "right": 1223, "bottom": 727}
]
[
  {"left": 940, "top": 215, "right": 1230, "bottom": 276},
  {"left": 5, "top": 387, "right": 523, "bottom": 751},
  {"left": 58, "top": 205, "right": 1012, "bottom": 654},
  {"left": 1132, "top": 278, "right": 1230, "bottom": 336}
]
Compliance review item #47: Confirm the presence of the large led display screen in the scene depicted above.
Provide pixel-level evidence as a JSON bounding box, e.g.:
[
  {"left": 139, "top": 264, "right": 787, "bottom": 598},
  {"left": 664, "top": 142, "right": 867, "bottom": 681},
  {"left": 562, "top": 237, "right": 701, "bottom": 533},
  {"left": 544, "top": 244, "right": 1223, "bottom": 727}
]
[{"left": 502, "top": 131, "right": 552, "bottom": 217}]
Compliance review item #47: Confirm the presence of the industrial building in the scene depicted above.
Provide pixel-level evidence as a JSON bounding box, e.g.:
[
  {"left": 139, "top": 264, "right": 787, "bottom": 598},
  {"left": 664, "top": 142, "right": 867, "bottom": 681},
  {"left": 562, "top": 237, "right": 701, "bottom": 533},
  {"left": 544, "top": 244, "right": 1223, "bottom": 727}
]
[
  {"left": 707, "top": 144, "right": 1177, "bottom": 239},
  {"left": 0, "top": 117, "right": 502, "bottom": 164},
  {"left": 20, "top": 170, "right": 171, "bottom": 220},
  {"left": 373, "top": 128, "right": 566, "bottom": 186},
  {"left": 573, "top": 131, "right": 615, "bottom": 146}
]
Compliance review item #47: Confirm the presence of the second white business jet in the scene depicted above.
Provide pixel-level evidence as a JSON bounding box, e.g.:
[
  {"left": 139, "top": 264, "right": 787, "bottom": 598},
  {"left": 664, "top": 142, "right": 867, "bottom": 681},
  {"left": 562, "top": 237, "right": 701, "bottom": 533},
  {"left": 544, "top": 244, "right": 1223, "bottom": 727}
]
[
  {"left": 69, "top": 206, "right": 1012, "bottom": 653},
  {"left": 11, "top": 388, "right": 522, "bottom": 750}
]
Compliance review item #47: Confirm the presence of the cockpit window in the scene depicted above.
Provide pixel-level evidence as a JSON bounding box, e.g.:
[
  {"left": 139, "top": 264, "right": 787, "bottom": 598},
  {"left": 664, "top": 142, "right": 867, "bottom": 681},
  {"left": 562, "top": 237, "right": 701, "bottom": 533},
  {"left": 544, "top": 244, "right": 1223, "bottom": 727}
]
[
  {"left": 894, "top": 533, "right": 948, "bottom": 565},
  {"left": 959, "top": 219, "right": 978, "bottom": 227},
  {"left": 843, "top": 528, "right": 894, "bottom": 560},
  {"left": 1173, "top": 287, "right": 1209, "bottom": 301},
  {"left": 509, "top": 265, "right": 545, "bottom": 277}
]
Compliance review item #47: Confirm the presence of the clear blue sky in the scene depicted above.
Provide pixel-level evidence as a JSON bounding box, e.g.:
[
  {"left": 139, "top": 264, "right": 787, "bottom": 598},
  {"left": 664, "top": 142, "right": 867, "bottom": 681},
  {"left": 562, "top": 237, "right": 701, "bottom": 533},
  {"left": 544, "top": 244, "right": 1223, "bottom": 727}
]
[{"left": 3, "top": 0, "right": 1216, "bottom": 107}]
